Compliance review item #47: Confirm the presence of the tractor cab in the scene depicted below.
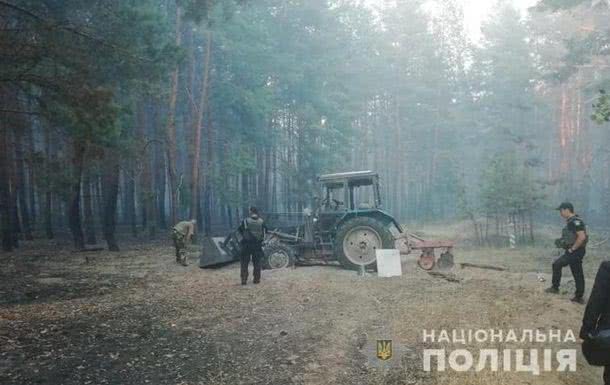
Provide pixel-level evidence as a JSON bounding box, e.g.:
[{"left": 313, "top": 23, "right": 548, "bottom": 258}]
[
  {"left": 313, "top": 171, "right": 387, "bottom": 245},
  {"left": 317, "top": 170, "right": 382, "bottom": 212}
]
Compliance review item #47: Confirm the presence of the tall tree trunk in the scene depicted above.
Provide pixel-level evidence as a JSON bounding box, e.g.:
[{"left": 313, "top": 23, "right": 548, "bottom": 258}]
[
  {"left": 529, "top": 210, "right": 535, "bottom": 243},
  {"left": 83, "top": 170, "right": 97, "bottom": 244},
  {"left": 190, "top": 30, "right": 213, "bottom": 219},
  {"left": 202, "top": 47, "right": 215, "bottom": 236},
  {"left": 124, "top": 169, "right": 137, "bottom": 237},
  {"left": 9, "top": 176, "right": 20, "bottom": 248},
  {"left": 166, "top": 5, "right": 182, "bottom": 225},
  {"left": 154, "top": 100, "right": 167, "bottom": 229},
  {"left": 203, "top": 186, "right": 212, "bottom": 236},
  {"left": 226, "top": 204, "right": 233, "bottom": 229},
  {"left": 102, "top": 152, "right": 120, "bottom": 251},
  {"left": 44, "top": 190, "right": 53, "bottom": 239},
  {"left": 68, "top": 139, "right": 86, "bottom": 250},
  {"left": 0, "top": 124, "right": 13, "bottom": 251},
  {"left": 94, "top": 173, "right": 104, "bottom": 238},
  {"left": 271, "top": 132, "right": 277, "bottom": 211},
  {"left": 138, "top": 102, "right": 156, "bottom": 238},
  {"left": 263, "top": 129, "right": 271, "bottom": 211},
  {"left": 26, "top": 125, "right": 36, "bottom": 226},
  {"left": 13, "top": 128, "right": 33, "bottom": 240},
  {"left": 43, "top": 123, "right": 54, "bottom": 239}
]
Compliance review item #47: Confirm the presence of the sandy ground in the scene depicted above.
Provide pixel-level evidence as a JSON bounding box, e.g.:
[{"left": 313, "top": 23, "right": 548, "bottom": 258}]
[{"left": 1, "top": 227, "right": 609, "bottom": 385}]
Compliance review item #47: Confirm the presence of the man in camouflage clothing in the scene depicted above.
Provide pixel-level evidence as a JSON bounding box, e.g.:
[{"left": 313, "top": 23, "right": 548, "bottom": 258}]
[
  {"left": 546, "top": 202, "right": 588, "bottom": 303},
  {"left": 172, "top": 219, "right": 196, "bottom": 266}
]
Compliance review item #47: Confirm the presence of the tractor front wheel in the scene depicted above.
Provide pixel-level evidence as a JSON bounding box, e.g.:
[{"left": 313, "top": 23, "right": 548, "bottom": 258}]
[
  {"left": 263, "top": 243, "right": 295, "bottom": 270},
  {"left": 334, "top": 217, "right": 395, "bottom": 270}
]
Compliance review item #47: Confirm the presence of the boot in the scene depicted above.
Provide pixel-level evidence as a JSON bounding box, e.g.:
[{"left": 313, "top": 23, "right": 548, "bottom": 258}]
[{"left": 545, "top": 286, "right": 559, "bottom": 294}]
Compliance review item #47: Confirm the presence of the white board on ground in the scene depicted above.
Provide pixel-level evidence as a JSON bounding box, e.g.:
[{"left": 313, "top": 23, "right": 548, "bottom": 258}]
[{"left": 376, "top": 249, "right": 402, "bottom": 277}]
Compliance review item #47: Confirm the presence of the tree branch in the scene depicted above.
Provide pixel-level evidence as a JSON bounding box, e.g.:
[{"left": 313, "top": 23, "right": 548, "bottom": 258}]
[
  {"left": 0, "top": 1, "right": 151, "bottom": 62},
  {"left": 0, "top": 109, "right": 39, "bottom": 115}
]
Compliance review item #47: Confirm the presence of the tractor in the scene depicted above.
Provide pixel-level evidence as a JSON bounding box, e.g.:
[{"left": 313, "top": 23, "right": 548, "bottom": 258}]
[{"left": 201, "top": 170, "right": 454, "bottom": 271}]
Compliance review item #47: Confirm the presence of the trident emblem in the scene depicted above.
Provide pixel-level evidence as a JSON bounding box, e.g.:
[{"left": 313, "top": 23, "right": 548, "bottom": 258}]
[{"left": 376, "top": 340, "right": 393, "bottom": 360}]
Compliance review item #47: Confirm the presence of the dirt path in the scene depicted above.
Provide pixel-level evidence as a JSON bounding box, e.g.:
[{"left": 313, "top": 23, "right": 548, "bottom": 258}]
[{"left": 1, "top": 240, "right": 607, "bottom": 385}]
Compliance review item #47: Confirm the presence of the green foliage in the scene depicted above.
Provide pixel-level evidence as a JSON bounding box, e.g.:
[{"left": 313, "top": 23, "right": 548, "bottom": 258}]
[
  {"left": 473, "top": 4, "right": 540, "bottom": 145},
  {"left": 535, "top": 0, "right": 610, "bottom": 126},
  {"left": 480, "top": 153, "right": 546, "bottom": 216},
  {"left": 535, "top": 0, "right": 589, "bottom": 11},
  {"left": 31, "top": 151, "right": 74, "bottom": 200},
  {"left": 6, "top": 0, "right": 605, "bottom": 229},
  {"left": 592, "top": 89, "right": 610, "bottom": 123},
  {"left": 3, "top": 1, "right": 176, "bottom": 146}
]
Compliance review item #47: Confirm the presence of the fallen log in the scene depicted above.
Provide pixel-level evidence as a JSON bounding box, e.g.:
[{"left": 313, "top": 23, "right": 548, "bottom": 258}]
[
  {"left": 427, "top": 271, "right": 461, "bottom": 283},
  {"left": 459, "top": 262, "right": 507, "bottom": 271},
  {"left": 71, "top": 247, "right": 105, "bottom": 253}
]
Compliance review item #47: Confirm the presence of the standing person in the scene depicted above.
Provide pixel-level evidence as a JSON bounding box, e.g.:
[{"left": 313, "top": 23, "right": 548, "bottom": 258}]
[
  {"left": 545, "top": 202, "right": 588, "bottom": 303},
  {"left": 580, "top": 261, "right": 610, "bottom": 385},
  {"left": 238, "top": 207, "right": 267, "bottom": 285},
  {"left": 172, "top": 219, "right": 196, "bottom": 266}
]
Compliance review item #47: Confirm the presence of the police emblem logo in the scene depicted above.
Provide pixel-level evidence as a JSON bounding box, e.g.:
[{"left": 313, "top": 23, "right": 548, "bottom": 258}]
[{"left": 376, "top": 340, "right": 392, "bottom": 360}]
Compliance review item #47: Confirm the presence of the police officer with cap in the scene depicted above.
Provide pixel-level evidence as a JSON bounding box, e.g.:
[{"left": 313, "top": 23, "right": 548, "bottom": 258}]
[
  {"left": 238, "top": 206, "right": 267, "bottom": 285},
  {"left": 545, "top": 202, "right": 588, "bottom": 304}
]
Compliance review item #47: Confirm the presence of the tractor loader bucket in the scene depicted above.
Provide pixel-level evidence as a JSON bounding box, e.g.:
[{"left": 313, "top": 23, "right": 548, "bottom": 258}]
[{"left": 199, "top": 236, "right": 238, "bottom": 268}]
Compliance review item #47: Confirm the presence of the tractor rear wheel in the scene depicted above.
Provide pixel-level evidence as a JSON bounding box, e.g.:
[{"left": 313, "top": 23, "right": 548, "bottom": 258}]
[
  {"left": 334, "top": 217, "right": 395, "bottom": 270},
  {"left": 263, "top": 243, "right": 295, "bottom": 270}
]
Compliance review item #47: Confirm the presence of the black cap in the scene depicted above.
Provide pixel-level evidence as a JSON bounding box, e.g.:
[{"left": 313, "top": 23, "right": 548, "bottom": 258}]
[{"left": 555, "top": 202, "right": 574, "bottom": 211}]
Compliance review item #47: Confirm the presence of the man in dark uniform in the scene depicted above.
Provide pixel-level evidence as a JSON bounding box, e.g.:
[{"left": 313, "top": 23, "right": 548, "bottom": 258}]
[
  {"left": 238, "top": 207, "right": 267, "bottom": 285},
  {"left": 545, "top": 202, "right": 588, "bottom": 303},
  {"left": 580, "top": 261, "right": 610, "bottom": 385}
]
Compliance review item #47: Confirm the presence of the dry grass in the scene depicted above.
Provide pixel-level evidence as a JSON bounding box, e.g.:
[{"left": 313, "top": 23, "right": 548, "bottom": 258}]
[{"left": 1, "top": 226, "right": 609, "bottom": 385}]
